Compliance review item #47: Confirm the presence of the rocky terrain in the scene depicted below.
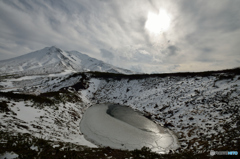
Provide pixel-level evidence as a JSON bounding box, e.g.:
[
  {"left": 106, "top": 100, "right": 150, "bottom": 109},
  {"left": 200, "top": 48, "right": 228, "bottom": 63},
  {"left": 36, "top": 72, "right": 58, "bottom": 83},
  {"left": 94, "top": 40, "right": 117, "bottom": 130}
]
[{"left": 0, "top": 67, "right": 239, "bottom": 158}]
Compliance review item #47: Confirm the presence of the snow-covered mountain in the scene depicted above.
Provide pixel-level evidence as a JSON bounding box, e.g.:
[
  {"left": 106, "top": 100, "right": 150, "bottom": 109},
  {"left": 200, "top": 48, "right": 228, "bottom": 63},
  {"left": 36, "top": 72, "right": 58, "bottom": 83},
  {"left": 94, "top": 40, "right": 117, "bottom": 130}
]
[{"left": 0, "top": 46, "right": 133, "bottom": 75}]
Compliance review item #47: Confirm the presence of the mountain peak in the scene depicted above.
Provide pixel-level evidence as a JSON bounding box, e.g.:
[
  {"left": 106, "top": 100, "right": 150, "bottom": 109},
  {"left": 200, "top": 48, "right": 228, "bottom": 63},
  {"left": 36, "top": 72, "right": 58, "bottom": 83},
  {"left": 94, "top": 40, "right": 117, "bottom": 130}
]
[{"left": 44, "top": 46, "right": 63, "bottom": 54}]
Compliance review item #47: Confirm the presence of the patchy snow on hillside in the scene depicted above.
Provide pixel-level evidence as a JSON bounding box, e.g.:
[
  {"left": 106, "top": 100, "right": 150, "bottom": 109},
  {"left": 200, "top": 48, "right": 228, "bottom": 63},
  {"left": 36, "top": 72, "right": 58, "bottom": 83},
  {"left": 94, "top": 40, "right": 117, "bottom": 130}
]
[
  {"left": 0, "top": 97, "right": 96, "bottom": 148},
  {"left": 0, "top": 72, "right": 82, "bottom": 94},
  {"left": 88, "top": 75, "right": 240, "bottom": 152},
  {"left": 0, "top": 70, "right": 240, "bottom": 154}
]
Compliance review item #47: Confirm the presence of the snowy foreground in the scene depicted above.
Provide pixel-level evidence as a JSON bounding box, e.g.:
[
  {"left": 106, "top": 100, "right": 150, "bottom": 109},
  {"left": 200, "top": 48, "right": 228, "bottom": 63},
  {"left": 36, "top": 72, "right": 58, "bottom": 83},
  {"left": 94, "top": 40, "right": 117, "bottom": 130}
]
[{"left": 0, "top": 69, "right": 240, "bottom": 157}]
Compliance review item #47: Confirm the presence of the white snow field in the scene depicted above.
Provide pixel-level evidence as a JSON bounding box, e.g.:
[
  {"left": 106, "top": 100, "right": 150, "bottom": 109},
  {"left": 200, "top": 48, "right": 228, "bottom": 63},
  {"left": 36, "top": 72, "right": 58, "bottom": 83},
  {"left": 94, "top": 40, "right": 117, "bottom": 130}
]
[
  {"left": 80, "top": 103, "right": 179, "bottom": 154},
  {"left": 0, "top": 151, "right": 18, "bottom": 159}
]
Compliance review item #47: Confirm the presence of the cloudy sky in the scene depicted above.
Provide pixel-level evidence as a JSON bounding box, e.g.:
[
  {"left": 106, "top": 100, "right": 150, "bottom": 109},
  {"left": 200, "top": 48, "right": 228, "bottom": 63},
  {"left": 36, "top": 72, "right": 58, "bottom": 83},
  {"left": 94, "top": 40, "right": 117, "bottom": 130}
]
[{"left": 0, "top": 0, "right": 240, "bottom": 73}]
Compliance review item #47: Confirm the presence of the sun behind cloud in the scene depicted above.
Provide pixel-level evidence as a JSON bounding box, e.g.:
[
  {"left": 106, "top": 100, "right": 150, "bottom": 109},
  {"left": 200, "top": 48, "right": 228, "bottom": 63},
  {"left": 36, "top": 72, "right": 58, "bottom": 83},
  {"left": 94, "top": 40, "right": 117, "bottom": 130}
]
[{"left": 145, "top": 9, "right": 171, "bottom": 34}]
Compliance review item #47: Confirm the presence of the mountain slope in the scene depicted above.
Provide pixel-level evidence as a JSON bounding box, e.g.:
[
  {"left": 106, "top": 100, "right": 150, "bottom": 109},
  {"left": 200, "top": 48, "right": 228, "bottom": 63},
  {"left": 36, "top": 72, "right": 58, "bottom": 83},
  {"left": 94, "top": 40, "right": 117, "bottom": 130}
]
[
  {"left": 0, "top": 68, "right": 239, "bottom": 157},
  {"left": 0, "top": 46, "right": 133, "bottom": 75}
]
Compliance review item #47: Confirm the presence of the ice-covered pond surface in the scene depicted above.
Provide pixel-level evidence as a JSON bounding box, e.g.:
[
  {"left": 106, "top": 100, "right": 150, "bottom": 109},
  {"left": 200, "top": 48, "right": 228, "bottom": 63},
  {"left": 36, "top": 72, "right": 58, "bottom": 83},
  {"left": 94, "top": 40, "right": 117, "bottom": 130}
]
[{"left": 80, "top": 103, "right": 179, "bottom": 153}]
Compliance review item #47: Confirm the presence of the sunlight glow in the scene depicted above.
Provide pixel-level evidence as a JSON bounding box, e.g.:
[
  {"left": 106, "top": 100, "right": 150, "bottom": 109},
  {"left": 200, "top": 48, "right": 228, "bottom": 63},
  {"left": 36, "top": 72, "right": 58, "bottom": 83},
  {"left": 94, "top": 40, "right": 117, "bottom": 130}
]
[{"left": 145, "top": 9, "right": 171, "bottom": 34}]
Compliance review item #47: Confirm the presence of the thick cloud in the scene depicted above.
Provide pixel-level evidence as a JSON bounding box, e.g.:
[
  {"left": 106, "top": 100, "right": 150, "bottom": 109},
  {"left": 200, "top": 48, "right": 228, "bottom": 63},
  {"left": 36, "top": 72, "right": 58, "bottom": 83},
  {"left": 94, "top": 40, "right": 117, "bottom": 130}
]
[{"left": 0, "top": 0, "right": 239, "bottom": 73}]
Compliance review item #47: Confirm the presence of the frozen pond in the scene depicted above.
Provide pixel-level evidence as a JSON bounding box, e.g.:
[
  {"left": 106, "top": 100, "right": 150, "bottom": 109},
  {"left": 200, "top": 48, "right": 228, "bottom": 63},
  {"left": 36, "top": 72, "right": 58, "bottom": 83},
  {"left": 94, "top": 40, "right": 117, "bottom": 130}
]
[{"left": 80, "top": 103, "right": 179, "bottom": 153}]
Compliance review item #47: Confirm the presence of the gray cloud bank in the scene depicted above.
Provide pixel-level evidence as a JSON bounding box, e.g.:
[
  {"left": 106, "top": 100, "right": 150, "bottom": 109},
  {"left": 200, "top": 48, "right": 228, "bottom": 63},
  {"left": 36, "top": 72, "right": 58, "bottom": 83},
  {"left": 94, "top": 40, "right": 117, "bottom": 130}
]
[{"left": 0, "top": 0, "right": 240, "bottom": 73}]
